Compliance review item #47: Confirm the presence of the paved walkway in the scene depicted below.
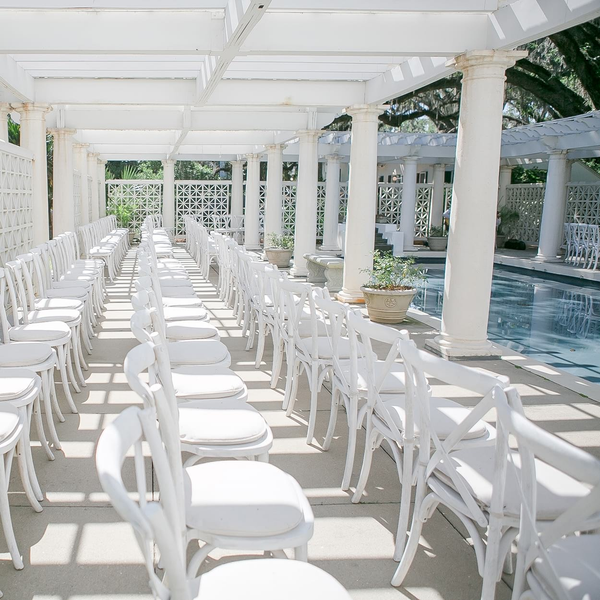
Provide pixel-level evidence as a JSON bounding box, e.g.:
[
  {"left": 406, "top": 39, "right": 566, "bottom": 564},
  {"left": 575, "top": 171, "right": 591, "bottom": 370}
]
[{"left": 1, "top": 248, "right": 598, "bottom": 600}]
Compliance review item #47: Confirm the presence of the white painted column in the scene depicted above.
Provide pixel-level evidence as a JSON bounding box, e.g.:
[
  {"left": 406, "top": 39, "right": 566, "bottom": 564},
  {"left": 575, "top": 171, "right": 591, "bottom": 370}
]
[
  {"left": 73, "top": 143, "right": 90, "bottom": 225},
  {"left": 14, "top": 103, "right": 52, "bottom": 244},
  {"left": 51, "top": 128, "right": 76, "bottom": 235},
  {"left": 162, "top": 159, "right": 176, "bottom": 230},
  {"left": 398, "top": 157, "right": 419, "bottom": 249},
  {"left": 87, "top": 152, "right": 100, "bottom": 222},
  {"left": 338, "top": 105, "right": 384, "bottom": 302},
  {"left": 97, "top": 159, "right": 107, "bottom": 218},
  {"left": 0, "top": 104, "right": 10, "bottom": 143},
  {"left": 230, "top": 160, "right": 244, "bottom": 218},
  {"left": 291, "top": 130, "right": 320, "bottom": 276},
  {"left": 426, "top": 50, "right": 526, "bottom": 359},
  {"left": 321, "top": 154, "right": 341, "bottom": 251},
  {"left": 497, "top": 164, "right": 513, "bottom": 207},
  {"left": 264, "top": 144, "right": 285, "bottom": 241},
  {"left": 430, "top": 163, "right": 446, "bottom": 229},
  {"left": 537, "top": 151, "right": 570, "bottom": 261},
  {"left": 244, "top": 154, "right": 261, "bottom": 249}
]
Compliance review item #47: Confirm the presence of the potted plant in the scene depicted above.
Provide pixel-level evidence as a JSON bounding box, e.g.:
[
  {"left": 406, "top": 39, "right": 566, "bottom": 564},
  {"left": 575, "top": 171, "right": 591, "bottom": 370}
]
[
  {"left": 110, "top": 200, "right": 136, "bottom": 244},
  {"left": 496, "top": 206, "right": 519, "bottom": 249},
  {"left": 426, "top": 225, "right": 448, "bottom": 251},
  {"left": 361, "top": 251, "right": 426, "bottom": 324},
  {"left": 264, "top": 233, "right": 294, "bottom": 268}
]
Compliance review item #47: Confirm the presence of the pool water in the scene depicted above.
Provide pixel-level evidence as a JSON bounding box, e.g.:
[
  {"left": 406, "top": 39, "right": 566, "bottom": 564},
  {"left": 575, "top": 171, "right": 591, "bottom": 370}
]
[{"left": 411, "top": 266, "right": 600, "bottom": 383}]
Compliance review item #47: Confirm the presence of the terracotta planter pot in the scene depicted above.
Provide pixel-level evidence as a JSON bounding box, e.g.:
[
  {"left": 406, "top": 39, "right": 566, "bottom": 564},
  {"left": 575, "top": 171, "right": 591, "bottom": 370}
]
[
  {"left": 361, "top": 287, "right": 417, "bottom": 324},
  {"left": 265, "top": 248, "right": 293, "bottom": 268},
  {"left": 427, "top": 236, "right": 447, "bottom": 251}
]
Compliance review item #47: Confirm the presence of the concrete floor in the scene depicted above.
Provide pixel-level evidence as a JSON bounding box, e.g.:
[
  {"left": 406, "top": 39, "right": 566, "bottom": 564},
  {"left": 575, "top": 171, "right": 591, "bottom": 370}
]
[{"left": 1, "top": 247, "right": 598, "bottom": 600}]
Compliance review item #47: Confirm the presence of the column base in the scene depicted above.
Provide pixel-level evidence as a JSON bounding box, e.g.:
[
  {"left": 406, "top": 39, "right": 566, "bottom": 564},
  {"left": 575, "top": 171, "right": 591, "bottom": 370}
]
[
  {"left": 425, "top": 334, "right": 500, "bottom": 360},
  {"left": 533, "top": 254, "right": 563, "bottom": 263},
  {"left": 318, "top": 245, "right": 342, "bottom": 254},
  {"left": 336, "top": 287, "right": 365, "bottom": 304},
  {"left": 290, "top": 266, "right": 308, "bottom": 277},
  {"left": 245, "top": 244, "right": 262, "bottom": 251}
]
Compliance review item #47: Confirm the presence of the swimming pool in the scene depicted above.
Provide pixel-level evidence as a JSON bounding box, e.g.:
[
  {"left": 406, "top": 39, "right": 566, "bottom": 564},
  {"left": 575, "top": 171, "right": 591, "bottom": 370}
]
[{"left": 411, "top": 266, "right": 600, "bottom": 383}]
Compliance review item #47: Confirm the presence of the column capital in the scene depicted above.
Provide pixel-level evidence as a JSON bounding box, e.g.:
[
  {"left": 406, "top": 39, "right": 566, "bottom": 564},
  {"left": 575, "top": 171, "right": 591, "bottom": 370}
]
[
  {"left": 11, "top": 103, "right": 52, "bottom": 117},
  {"left": 296, "top": 129, "right": 321, "bottom": 141},
  {"left": 265, "top": 143, "right": 287, "bottom": 152},
  {"left": 450, "top": 50, "right": 527, "bottom": 79},
  {"left": 87, "top": 151, "right": 100, "bottom": 159},
  {"left": 231, "top": 159, "right": 245, "bottom": 166},
  {"left": 547, "top": 149, "right": 568, "bottom": 159},
  {"left": 161, "top": 158, "right": 176, "bottom": 167},
  {"left": 49, "top": 128, "right": 77, "bottom": 138},
  {"left": 343, "top": 104, "right": 386, "bottom": 120},
  {"left": 245, "top": 153, "right": 261, "bottom": 162},
  {"left": 325, "top": 153, "right": 341, "bottom": 164},
  {"left": 433, "top": 162, "right": 446, "bottom": 169},
  {"left": 0, "top": 103, "right": 11, "bottom": 117},
  {"left": 97, "top": 158, "right": 107, "bottom": 165},
  {"left": 73, "top": 142, "right": 90, "bottom": 151},
  {"left": 403, "top": 156, "right": 419, "bottom": 165}
]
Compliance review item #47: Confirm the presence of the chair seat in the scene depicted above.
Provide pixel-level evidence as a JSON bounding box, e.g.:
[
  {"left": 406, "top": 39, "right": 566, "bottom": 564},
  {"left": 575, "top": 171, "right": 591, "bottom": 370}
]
[
  {"left": 434, "top": 446, "right": 590, "bottom": 520},
  {"left": 531, "top": 534, "right": 600, "bottom": 600},
  {"left": 51, "top": 280, "right": 92, "bottom": 290},
  {"left": 179, "top": 398, "right": 268, "bottom": 445},
  {"left": 339, "top": 361, "right": 406, "bottom": 394},
  {"left": 10, "top": 321, "right": 71, "bottom": 342},
  {"left": 168, "top": 340, "right": 230, "bottom": 367},
  {"left": 191, "top": 559, "right": 351, "bottom": 600},
  {"left": 163, "top": 306, "right": 210, "bottom": 322},
  {"left": 158, "top": 285, "right": 197, "bottom": 298},
  {"left": 0, "top": 404, "right": 20, "bottom": 443},
  {"left": 28, "top": 308, "right": 81, "bottom": 324},
  {"left": 380, "top": 395, "right": 488, "bottom": 441},
  {"left": 45, "top": 287, "right": 88, "bottom": 300},
  {"left": 172, "top": 367, "right": 246, "bottom": 400},
  {"left": 0, "top": 342, "right": 53, "bottom": 367},
  {"left": 33, "top": 298, "right": 84, "bottom": 312},
  {"left": 166, "top": 321, "right": 220, "bottom": 341},
  {"left": 161, "top": 296, "right": 203, "bottom": 308},
  {"left": 298, "top": 336, "right": 353, "bottom": 360},
  {"left": 184, "top": 461, "right": 308, "bottom": 537},
  {"left": 0, "top": 368, "right": 37, "bottom": 400}
]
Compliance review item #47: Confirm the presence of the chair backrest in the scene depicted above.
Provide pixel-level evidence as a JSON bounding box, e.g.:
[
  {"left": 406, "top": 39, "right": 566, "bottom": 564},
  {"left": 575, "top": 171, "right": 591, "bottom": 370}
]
[
  {"left": 96, "top": 405, "right": 190, "bottom": 600},
  {"left": 496, "top": 393, "right": 600, "bottom": 600},
  {"left": 399, "top": 338, "right": 509, "bottom": 528},
  {"left": 278, "top": 278, "right": 318, "bottom": 352}
]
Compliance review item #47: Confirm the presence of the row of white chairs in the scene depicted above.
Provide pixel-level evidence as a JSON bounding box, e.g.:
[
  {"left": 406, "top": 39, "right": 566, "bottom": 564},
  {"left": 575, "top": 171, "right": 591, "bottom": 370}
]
[
  {"left": 78, "top": 215, "right": 129, "bottom": 281},
  {"left": 0, "top": 219, "right": 126, "bottom": 577},
  {"left": 563, "top": 222, "right": 599, "bottom": 270},
  {"left": 95, "top": 216, "right": 354, "bottom": 600},
  {"left": 194, "top": 221, "right": 600, "bottom": 600}
]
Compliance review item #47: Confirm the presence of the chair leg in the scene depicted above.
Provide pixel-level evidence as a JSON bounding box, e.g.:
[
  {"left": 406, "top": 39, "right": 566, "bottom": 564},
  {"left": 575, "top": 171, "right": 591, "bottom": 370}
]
[
  {"left": 294, "top": 544, "right": 308, "bottom": 562},
  {"left": 19, "top": 405, "right": 44, "bottom": 503},
  {"left": 33, "top": 395, "right": 54, "bottom": 461},
  {"left": 41, "top": 370, "right": 62, "bottom": 450},
  {"left": 65, "top": 342, "right": 81, "bottom": 394},
  {"left": 323, "top": 386, "right": 340, "bottom": 452},
  {"left": 305, "top": 364, "right": 320, "bottom": 444},
  {"left": 352, "top": 419, "right": 380, "bottom": 503},
  {"left": 341, "top": 393, "right": 359, "bottom": 491},
  {"left": 49, "top": 369, "right": 65, "bottom": 423},
  {"left": 57, "top": 344, "right": 78, "bottom": 414},
  {"left": 72, "top": 326, "right": 86, "bottom": 387},
  {"left": 270, "top": 335, "right": 284, "bottom": 389},
  {"left": 0, "top": 456, "right": 24, "bottom": 569},
  {"left": 254, "top": 321, "right": 267, "bottom": 368},
  {"left": 285, "top": 358, "right": 302, "bottom": 416}
]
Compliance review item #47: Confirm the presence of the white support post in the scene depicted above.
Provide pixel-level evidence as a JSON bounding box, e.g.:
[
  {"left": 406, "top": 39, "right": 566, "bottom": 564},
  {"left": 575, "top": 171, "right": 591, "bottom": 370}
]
[
  {"left": 230, "top": 159, "right": 244, "bottom": 218},
  {"left": 0, "top": 104, "right": 10, "bottom": 143},
  {"left": 87, "top": 152, "right": 100, "bottom": 222},
  {"left": 426, "top": 50, "right": 526, "bottom": 359},
  {"left": 51, "top": 128, "right": 76, "bottom": 235},
  {"left": 264, "top": 144, "right": 285, "bottom": 242},
  {"left": 536, "top": 151, "right": 570, "bottom": 261},
  {"left": 73, "top": 143, "right": 90, "bottom": 225},
  {"left": 398, "top": 156, "right": 418, "bottom": 249},
  {"left": 497, "top": 164, "right": 513, "bottom": 208},
  {"left": 97, "top": 159, "right": 107, "bottom": 218},
  {"left": 338, "top": 105, "right": 384, "bottom": 302},
  {"left": 244, "top": 153, "right": 261, "bottom": 249},
  {"left": 430, "top": 163, "right": 446, "bottom": 230},
  {"left": 321, "top": 154, "right": 341, "bottom": 252},
  {"left": 291, "top": 130, "right": 320, "bottom": 276},
  {"left": 13, "top": 103, "right": 52, "bottom": 244},
  {"left": 162, "top": 158, "right": 176, "bottom": 230}
]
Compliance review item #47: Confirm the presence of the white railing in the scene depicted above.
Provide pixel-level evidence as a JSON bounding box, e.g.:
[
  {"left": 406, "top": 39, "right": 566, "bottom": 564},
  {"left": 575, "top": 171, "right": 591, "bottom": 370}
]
[
  {"left": 106, "top": 180, "right": 163, "bottom": 234},
  {"left": 566, "top": 183, "right": 600, "bottom": 227},
  {"left": 505, "top": 184, "right": 545, "bottom": 243},
  {"left": 0, "top": 141, "right": 33, "bottom": 266}
]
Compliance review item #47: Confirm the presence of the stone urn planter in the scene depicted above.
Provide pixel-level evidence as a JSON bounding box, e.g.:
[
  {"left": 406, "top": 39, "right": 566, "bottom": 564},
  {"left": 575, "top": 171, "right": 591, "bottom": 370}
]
[
  {"left": 495, "top": 234, "right": 506, "bottom": 249},
  {"left": 128, "top": 231, "right": 136, "bottom": 245},
  {"left": 264, "top": 247, "right": 293, "bottom": 268},
  {"left": 361, "top": 287, "right": 417, "bottom": 324},
  {"left": 426, "top": 236, "right": 447, "bottom": 251}
]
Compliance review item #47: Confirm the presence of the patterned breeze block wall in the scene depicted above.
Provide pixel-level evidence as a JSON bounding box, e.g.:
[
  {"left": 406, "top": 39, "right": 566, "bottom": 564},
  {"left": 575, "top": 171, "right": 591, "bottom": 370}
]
[
  {"left": 106, "top": 181, "right": 164, "bottom": 234},
  {"left": 505, "top": 184, "right": 545, "bottom": 243},
  {"left": 175, "top": 181, "right": 231, "bottom": 235},
  {"left": 0, "top": 144, "right": 34, "bottom": 266},
  {"left": 566, "top": 183, "right": 600, "bottom": 227}
]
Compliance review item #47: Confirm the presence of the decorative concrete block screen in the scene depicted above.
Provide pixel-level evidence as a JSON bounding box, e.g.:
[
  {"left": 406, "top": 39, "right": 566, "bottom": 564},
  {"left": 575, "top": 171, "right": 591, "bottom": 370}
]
[
  {"left": 377, "top": 183, "right": 434, "bottom": 238},
  {"left": 0, "top": 143, "right": 33, "bottom": 266},
  {"left": 505, "top": 184, "right": 545, "bottom": 243},
  {"left": 73, "top": 170, "right": 82, "bottom": 229},
  {"left": 566, "top": 183, "right": 600, "bottom": 227},
  {"left": 87, "top": 176, "right": 93, "bottom": 221},
  {"left": 175, "top": 181, "right": 231, "bottom": 235},
  {"left": 106, "top": 180, "right": 163, "bottom": 234},
  {"left": 282, "top": 182, "right": 297, "bottom": 235}
]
